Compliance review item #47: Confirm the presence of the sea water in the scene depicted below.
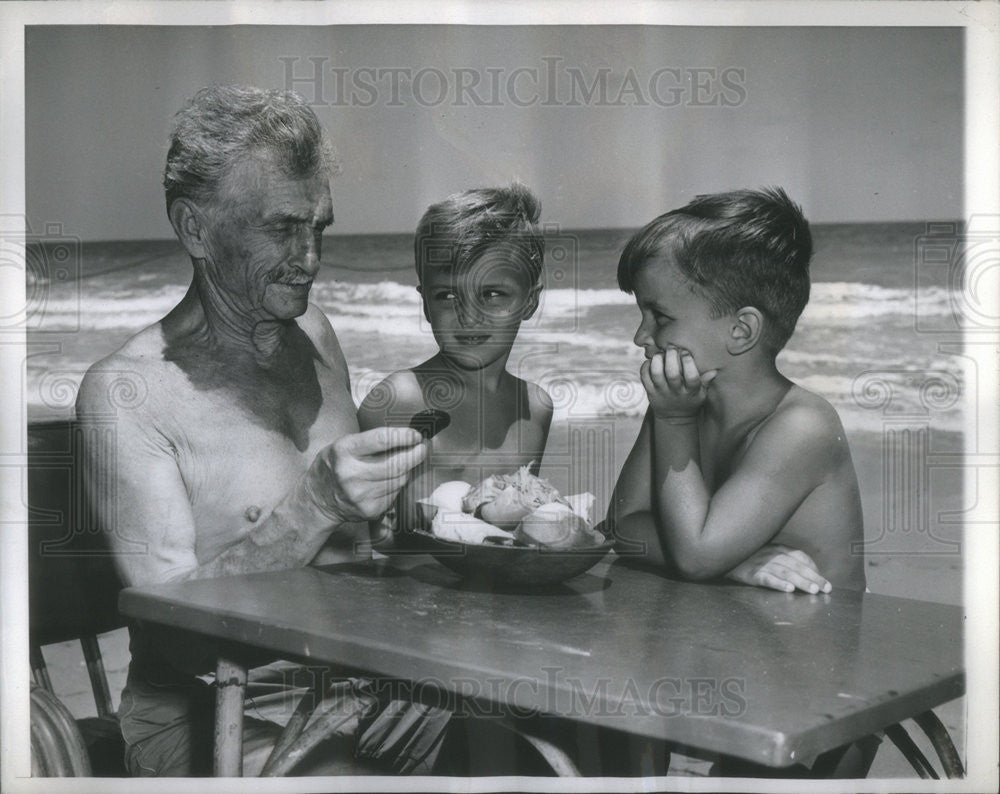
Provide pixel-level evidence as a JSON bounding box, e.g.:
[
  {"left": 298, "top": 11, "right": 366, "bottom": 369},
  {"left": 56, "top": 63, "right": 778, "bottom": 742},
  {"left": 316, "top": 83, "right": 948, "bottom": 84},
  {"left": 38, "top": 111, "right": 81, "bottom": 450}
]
[{"left": 23, "top": 223, "right": 965, "bottom": 435}]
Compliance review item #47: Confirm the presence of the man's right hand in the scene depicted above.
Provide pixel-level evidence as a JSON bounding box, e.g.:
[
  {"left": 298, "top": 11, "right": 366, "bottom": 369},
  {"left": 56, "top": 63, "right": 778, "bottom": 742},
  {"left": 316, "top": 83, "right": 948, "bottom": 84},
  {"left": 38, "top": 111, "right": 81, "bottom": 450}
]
[{"left": 305, "top": 427, "right": 427, "bottom": 524}]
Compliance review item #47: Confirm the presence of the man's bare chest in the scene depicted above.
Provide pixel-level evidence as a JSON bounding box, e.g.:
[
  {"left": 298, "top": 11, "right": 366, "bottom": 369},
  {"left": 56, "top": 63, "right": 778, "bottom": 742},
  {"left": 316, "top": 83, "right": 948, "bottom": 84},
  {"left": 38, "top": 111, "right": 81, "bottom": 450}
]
[{"left": 162, "top": 368, "right": 359, "bottom": 507}]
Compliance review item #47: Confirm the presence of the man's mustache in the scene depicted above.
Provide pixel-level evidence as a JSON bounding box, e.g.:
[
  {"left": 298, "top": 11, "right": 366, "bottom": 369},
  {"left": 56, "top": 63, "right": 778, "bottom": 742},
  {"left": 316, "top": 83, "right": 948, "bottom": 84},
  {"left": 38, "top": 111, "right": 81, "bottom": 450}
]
[{"left": 269, "top": 266, "right": 313, "bottom": 286}]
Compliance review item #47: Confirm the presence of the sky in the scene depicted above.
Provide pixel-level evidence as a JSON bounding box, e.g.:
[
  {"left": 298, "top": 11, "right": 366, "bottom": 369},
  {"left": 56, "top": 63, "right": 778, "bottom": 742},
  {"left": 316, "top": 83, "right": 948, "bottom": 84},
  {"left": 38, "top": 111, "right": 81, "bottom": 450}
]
[{"left": 25, "top": 24, "right": 963, "bottom": 240}]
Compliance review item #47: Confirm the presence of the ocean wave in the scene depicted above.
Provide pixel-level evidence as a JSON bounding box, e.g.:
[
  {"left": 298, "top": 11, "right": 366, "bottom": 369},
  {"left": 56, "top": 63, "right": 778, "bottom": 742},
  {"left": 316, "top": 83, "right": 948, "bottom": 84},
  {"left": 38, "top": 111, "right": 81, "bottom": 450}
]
[
  {"left": 315, "top": 283, "right": 635, "bottom": 318},
  {"left": 29, "top": 286, "right": 186, "bottom": 330},
  {"left": 320, "top": 280, "right": 956, "bottom": 320},
  {"left": 539, "top": 288, "right": 634, "bottom": 310},
  {"left": 802, "top": 282, "right": 954, "bottom": 322},
  {"left": 318, "top": 280, "right": 956, "bottom": 318},
  {"left": 325, "top": 311, "right": 429, "bottom": 336},
  {"left": 29, "top": 278, "right": 956, "bottom": 332},
  {"left": 777, "top": 348, "right": 962, "bottom": 375},
  {"left": 312, "top": 280, "right": 421, "bottom": 316}
]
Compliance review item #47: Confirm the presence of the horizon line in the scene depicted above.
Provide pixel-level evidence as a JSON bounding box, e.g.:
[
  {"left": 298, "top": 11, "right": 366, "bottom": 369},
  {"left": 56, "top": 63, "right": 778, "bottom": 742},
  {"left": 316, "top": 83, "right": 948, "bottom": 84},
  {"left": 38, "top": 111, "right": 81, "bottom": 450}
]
[{"left": 29, "top": 218, "right": 965, "bottom": 248}]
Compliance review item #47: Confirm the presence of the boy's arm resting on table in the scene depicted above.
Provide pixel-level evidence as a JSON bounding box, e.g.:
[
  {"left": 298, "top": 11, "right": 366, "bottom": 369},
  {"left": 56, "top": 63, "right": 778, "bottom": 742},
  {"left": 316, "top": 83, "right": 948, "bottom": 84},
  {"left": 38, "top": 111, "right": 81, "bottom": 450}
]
[
  {"left": 725, "top": 545, "right": 831, "bottom": 594},
  {"left": 651, "top": 401, "right": 839, "bottom": 582},
  {"left": 76, "top": 364, "right": 424, "bottom": 588},
  {"left": 608, "top": 409, "right": 830, "bottom": 593}
]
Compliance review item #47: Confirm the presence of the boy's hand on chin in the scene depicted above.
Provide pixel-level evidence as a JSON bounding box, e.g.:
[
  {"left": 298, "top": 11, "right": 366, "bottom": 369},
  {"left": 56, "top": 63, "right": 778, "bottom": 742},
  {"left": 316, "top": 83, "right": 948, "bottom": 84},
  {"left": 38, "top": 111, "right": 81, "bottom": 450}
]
[
  {"left": 726, "top": 544, "right": 833, "bottom": 594},
  {"left": 641, "top": 347, "right": 717, "bottom": 422}
]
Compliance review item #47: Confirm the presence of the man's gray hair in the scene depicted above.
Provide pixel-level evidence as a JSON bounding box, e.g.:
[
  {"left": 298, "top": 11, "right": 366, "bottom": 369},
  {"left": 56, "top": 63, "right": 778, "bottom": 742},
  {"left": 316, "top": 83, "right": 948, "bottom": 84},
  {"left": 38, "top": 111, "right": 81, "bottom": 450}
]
[{"left": 163, "top": 85, "right": 337, "bottom": 212}]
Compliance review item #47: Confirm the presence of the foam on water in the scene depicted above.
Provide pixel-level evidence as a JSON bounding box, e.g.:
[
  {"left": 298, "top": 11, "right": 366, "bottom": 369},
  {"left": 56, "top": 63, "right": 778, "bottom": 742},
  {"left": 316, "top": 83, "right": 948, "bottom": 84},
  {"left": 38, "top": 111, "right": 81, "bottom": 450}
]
[
  {"left": 32, "top": 278, "right": 956, "bottom": 333},
  {"left": 803, "top": 282, "right": 954, "bottom": 322},
  {"left": 27, "top": 273, "right": 967, "bottom": 433}
]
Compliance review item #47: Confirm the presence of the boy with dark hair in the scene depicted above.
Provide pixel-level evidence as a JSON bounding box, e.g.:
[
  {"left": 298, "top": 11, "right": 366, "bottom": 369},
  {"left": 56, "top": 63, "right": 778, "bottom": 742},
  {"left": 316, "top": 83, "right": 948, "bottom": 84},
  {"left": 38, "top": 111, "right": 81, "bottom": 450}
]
[
  {"left": 359, "top": 183, "right": 553, "bottom": 543},
  {"left": 608, "top": 187, "right": 865, "bottom": 593}
]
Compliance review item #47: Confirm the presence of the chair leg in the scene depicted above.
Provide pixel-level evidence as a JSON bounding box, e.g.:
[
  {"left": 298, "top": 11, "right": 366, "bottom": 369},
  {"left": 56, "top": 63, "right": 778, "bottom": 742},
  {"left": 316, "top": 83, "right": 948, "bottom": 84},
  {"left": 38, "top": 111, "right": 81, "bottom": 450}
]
[
  {"left": 80, "top": 635, "right": 114, "bottom": 718},
  {"left": 884, "top": 723, "right": 938, "bottom": 779},
  {"left": 214, "top": 656, "right": 248, "bottom": 777},
  {"left": 30, "top": 644, "right": 54, "bottom": 693},
  {"left": 913, "top": 710, "right": 965, "bottom": 778}
]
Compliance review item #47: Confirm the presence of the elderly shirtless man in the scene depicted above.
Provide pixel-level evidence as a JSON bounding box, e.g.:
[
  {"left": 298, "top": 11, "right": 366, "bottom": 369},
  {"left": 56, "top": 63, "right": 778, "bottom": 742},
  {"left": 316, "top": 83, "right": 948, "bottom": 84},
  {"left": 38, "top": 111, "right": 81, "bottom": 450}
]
[{"left": 75, "top": 86, "right": 436, "bottom": 777}]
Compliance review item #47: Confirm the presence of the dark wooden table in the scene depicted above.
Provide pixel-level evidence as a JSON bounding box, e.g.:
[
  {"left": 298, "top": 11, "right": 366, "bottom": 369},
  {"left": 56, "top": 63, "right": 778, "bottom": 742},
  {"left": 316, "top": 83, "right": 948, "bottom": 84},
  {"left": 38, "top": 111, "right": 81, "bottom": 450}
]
[{"left": 118, "top": 555, "right": 964, "bottom": 776}]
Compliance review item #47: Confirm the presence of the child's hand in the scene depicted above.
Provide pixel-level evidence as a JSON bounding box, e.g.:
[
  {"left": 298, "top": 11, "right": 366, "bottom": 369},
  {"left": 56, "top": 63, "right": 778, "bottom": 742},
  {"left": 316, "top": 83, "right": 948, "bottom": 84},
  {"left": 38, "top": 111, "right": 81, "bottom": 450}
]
[
  {"left": 726, "top": 544, "right": 833, "bottom": 594},
  {"left": 640, "top": 347, "right": 717, "bottom": 422}
]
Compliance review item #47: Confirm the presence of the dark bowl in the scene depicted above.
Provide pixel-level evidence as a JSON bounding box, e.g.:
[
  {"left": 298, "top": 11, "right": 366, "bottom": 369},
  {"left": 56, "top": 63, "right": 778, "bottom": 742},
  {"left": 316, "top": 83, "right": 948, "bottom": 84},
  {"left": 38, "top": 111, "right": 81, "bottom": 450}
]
[{"left": 408, "top": 529, "right": 613, "bottom": 586}]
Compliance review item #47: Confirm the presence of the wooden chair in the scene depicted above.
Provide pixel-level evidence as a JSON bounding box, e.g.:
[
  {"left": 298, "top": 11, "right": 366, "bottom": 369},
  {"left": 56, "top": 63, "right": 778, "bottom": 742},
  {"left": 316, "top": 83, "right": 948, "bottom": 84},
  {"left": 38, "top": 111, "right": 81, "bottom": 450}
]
[
  {"left": 28, "top": 420, "right": 128, "bottom": 776},
  {"left": 30, "top": 683, "right": 92, "bottom": 776}
]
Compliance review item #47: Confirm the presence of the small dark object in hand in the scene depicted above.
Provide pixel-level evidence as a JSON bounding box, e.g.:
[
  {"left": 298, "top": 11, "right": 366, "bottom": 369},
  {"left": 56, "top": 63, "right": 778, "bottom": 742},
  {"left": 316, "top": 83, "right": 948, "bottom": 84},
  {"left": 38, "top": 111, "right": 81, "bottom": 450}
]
[{"left": 407, "top": 409, "right": 451, "bottom": 440}]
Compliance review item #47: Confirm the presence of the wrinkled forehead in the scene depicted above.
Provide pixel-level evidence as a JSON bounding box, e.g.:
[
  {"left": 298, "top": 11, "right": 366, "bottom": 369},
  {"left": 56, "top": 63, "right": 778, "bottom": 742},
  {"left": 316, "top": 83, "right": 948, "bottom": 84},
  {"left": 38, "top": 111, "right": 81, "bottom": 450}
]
[{"left": 214, "top": 148, "right": 332, "bottom": 216}]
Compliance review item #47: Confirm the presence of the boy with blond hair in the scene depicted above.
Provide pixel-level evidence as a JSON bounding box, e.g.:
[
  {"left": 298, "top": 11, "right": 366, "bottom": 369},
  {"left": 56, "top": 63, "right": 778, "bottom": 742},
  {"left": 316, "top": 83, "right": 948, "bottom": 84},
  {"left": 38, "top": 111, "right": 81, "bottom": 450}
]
[{"left": 359, "top": 183, "right": 553, "bottom": 545}]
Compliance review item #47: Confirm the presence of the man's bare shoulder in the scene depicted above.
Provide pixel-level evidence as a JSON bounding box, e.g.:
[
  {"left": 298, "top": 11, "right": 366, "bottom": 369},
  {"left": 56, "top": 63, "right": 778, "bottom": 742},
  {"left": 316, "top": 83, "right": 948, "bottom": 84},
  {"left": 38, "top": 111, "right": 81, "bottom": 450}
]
[
  {"left": 76, "top": 323, "right": 174, "bottom": 418},
  {"left": 104, "top": 322, "right": 170, "bottom": 363},
  {"left": 298, "top": 302, "right": 346, "bottom": 367}
]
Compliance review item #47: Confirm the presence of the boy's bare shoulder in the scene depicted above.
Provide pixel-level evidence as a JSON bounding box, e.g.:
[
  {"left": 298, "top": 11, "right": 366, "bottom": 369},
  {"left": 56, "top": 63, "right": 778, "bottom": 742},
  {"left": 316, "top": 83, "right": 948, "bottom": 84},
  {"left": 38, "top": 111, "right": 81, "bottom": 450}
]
[
  {"left": 776, "top": 384, "right": 846, "bottom": 435},
  {"left": 358, "top": 367, "right": 424, "bottom": 413},
  {"left": 523, "top": 378, "right": 554, "bottom": 413},
  {"left": 756, "top": 384, "right": 850, "bottom": 461},
  {"left": 505, "top": 375, "right": 554, "bottom": 424}
]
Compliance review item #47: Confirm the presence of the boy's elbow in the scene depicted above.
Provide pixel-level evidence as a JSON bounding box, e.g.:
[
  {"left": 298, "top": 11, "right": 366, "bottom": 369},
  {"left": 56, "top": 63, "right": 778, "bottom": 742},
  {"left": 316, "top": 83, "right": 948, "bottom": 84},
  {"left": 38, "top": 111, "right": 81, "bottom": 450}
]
[
  {"left": 669, "top": 547, "right": 727, "bottom": 581},
  {"left": 605, "top": 512, "right": 664, "bottom": 564}
]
